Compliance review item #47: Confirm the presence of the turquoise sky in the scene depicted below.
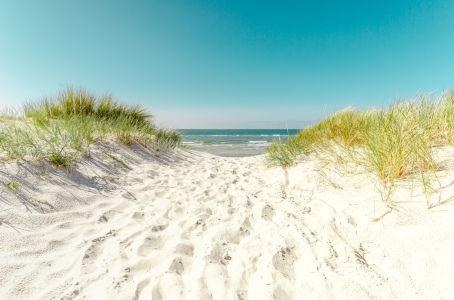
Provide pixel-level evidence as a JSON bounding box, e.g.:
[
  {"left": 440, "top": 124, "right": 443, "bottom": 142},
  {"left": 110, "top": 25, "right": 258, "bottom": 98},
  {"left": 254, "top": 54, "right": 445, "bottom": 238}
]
[{"left": 1, "top": 0, "right": 453, "bottom": 128}]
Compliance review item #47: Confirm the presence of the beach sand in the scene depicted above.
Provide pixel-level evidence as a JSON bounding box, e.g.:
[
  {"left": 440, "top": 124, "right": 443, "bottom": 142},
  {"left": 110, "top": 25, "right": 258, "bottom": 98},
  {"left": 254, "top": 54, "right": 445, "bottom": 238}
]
[{"left": 1, "top": 142, "right": 454, "bottom": 299}]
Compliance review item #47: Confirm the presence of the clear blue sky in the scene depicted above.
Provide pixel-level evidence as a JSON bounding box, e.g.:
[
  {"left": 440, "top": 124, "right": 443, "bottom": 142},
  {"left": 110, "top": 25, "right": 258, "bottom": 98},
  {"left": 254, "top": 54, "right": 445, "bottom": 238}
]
[{"left": 0, "top": 0, "right": 453, "bottom": 129}]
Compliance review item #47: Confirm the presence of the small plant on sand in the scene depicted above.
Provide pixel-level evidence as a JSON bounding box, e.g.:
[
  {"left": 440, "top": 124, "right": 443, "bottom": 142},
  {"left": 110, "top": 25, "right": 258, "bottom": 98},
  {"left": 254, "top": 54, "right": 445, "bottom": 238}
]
[
  {"left": 47, "top": 151, "right": 73, "bottom": 167},
  {"left": 154, "top": 128, "right": 182, "bottom": 150},
  {"left": 117, "top": 132, "right": 133, "bottom": 146},
  {"left": 266, "top": 136, "right": 304, "bottom": 167},
  {"left": 3, "top": 180, "right": 19, "bottom": 190},
  {"left": 36, "top": 167, "right": 49, "bottom": 177}
]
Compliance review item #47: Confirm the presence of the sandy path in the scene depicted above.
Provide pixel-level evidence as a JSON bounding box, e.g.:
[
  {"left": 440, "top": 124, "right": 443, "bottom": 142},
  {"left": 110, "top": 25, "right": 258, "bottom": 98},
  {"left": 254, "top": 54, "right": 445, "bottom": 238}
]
[{"left": 1, "top": 146, "right": 454, "bottom": 299}]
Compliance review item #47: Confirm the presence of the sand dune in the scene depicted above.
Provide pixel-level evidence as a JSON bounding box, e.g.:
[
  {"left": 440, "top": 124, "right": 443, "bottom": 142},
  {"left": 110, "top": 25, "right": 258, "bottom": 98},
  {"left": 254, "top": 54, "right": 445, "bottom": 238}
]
[{"left": 1, "top": 143, "right": 454, "bottom": 299}]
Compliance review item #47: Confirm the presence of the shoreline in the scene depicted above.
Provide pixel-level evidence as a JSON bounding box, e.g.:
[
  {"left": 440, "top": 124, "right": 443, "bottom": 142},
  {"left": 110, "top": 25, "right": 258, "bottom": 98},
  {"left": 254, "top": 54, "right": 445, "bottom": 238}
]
[
  {"left": 181, "top": 142, "right": 269, "bottom": 157},
  {"left": 180, "top": 128, "right": 298, "bottom": 157},
  {"left": 1, "top": 143, "right": 454, "bottom": 298}
]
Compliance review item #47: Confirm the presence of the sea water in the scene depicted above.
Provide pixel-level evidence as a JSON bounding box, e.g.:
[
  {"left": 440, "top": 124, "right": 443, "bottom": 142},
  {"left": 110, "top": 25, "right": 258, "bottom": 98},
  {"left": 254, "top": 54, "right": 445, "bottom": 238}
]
[{"left": 179, "top": 129, "right": 299, "bottom": 157}]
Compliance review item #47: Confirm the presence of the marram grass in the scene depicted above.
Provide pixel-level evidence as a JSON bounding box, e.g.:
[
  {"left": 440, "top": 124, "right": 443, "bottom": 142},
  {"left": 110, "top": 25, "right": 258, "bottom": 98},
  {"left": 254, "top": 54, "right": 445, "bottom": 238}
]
[
  {"left": 23, "top": 87, "right": 153, "bottom": 130},
  {"left": 0, "top": 87, "right": 182, "bottom": 166},
  {"left": 267, "top": 90, "right": 454, "bottom": 185}
]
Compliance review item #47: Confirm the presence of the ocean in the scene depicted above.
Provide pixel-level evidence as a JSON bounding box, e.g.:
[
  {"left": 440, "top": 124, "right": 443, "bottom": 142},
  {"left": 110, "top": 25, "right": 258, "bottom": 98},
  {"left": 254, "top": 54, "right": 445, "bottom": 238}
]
[{"left": 178, "top": 129, "right": 299, "bottom": 157}]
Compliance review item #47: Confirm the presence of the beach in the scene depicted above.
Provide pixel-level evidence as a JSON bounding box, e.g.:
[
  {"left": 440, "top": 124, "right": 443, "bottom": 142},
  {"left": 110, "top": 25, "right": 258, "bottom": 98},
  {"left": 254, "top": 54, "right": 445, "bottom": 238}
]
[
  {"left": 1, "top": 141, "right": 454, "bottom": 299},
  {"left": 2, "top": 0, "right": 453, "bottom": 298}
]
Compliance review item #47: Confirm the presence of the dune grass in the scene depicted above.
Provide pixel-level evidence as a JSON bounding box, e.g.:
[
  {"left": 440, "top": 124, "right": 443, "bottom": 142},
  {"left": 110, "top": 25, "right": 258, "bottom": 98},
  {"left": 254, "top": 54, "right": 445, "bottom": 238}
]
[
  {"left": 0, "top": 87, "right": 182, "bottom": 166},
  {"left": 24, "top": 87, "right": 153, "bottom": 129},
  {"left": 267, "top": 90, "right": 454, "bottom": 188}
]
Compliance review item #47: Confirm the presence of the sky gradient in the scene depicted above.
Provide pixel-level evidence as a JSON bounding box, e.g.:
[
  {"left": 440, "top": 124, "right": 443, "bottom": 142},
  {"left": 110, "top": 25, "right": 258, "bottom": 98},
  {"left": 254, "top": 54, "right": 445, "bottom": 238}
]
[{"left": 0, "top": 0, "right": 453, "bottom": 128}]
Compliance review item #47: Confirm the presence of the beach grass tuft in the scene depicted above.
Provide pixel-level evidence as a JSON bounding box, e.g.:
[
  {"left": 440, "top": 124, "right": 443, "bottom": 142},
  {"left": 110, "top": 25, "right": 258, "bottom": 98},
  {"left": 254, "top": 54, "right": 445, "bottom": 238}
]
[
  {"left": 24, "top": 87, "right": 153, "bottom": 130},
  {"left": 267, "top": 90, "right": 454, "bottom": 188},
  {"left": 0, "top": 87, "right": 182, "bottom": 166}
]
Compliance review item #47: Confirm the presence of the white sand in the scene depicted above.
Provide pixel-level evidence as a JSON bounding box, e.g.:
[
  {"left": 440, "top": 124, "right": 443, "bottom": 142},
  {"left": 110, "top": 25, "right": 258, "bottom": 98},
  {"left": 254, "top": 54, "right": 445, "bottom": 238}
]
[{"left": 1, "top": 142, "right": 454, "bottom": 299}]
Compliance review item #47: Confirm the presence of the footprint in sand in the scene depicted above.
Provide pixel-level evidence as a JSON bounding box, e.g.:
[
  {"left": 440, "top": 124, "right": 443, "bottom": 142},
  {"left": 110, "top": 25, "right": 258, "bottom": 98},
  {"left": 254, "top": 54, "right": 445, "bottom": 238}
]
[
  {"left": 137, "top": 235, "right": 162, "bottom": 257},
  {"left": 175, "top": 242, "right": 194, "bottom": 257},
  {"left": 97, "top": 210, "right": 117, "bottom": 223},
  {"left": 82, "top": 230, "right": 116, "bottom": 264},
  {"left": 261, "top": 204, "right": 275, "bottom": 221},
  {"left": 207, "top": 242, "right": 232, "bottom": 265},
  {"left": 146, "top": 170, "right": 159, "bottom": 178},
  {"left": 167, "top": 203, "right": 185, "bottom": 220},
  {"left": 168, "top": 257, "right": 184, "bottom": 275},
  {"left": 133, "top": 279, "right": 150, "bottom": 299},
  {"left": 152, "top": 223, "right": 168, "bottom": 232},
  {"left": 272, "top": 247, "right": 298, "bottom": 281},
  {"left": 120, "top": 190, "right": 137, "bottom": 201},
  {"left": 273, "top": 287, "right": 291, "bottom": 300},
  {"left": 235, "top": 290, "right": 249, "bottom": 300},
  {"left": 153, "top": 190, "right": 168, "bottom": 198}
]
